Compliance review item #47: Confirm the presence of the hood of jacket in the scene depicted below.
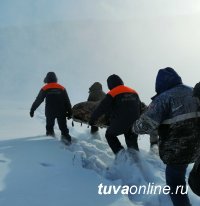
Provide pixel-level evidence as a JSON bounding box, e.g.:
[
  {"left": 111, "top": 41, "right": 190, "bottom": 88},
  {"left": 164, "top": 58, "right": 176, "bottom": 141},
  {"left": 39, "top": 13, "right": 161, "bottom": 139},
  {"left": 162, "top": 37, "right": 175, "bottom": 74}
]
[
  {"left": 155, "top": 67, "right": 182, "bottom": 95},
  {"left": 44, "top": 72, "right": 58, "bottom": 83},
  {"left": 89, "top": 82, "right": 103, "bottom": 93}
]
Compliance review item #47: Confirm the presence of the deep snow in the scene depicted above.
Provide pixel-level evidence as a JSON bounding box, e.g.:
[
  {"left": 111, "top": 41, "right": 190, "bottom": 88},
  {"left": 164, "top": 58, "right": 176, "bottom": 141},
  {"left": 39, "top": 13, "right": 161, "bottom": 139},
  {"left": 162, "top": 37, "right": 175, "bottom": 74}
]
[
  {"left": 0, "top": 105, "right": 199, "bottom": 206},
  {"left": 1, "top": 1, "right": 200, "bottom": 205}
]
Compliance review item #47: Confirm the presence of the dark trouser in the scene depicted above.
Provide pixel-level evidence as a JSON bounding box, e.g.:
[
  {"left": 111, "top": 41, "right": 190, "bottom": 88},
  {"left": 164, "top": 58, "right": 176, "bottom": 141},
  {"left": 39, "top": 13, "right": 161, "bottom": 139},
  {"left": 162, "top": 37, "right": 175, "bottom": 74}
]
[
  {"left": 165, "top": 164, "right": 191, "bottom": 206},
  {"left": 150, "top": 130, "right": 159, "bottom": 146},
  {"left": 91, "top": 126, "right": 99, "bottom": 134},
  {"left": 105, "top": 127, "right": 139, "bottom": 154},
  {"left": 46, "top": 115, "right": 69, "bottom": 136}
]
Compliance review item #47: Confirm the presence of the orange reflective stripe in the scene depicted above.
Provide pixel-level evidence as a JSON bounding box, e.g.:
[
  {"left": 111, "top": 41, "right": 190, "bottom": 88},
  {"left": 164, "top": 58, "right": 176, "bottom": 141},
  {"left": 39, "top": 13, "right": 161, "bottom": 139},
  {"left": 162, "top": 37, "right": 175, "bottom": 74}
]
[
  {"left": 42, "top": 83, "right": 65, "bottom": 91},
  {"left": 108, "top": 85, "right": 137, "bottom": 97}
]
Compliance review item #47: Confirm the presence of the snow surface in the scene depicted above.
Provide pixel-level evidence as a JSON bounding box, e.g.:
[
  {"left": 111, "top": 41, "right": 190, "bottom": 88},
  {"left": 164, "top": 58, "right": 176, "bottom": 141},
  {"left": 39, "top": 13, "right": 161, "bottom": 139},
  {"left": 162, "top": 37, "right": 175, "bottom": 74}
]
[
  {"left": 0, "top": 105, "right": 199, "bottom": 206},
  {"left": 1, "top": 1, "right": 200, "bottom": 205}
]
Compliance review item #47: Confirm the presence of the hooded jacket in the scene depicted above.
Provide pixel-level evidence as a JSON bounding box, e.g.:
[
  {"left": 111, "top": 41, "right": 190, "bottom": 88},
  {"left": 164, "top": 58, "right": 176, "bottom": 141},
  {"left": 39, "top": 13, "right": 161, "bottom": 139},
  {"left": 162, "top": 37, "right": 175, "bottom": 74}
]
[
  {"left": 90, "top": 74, "right": 141, "bottom": 134},
  {"left": 31, "top": 72, "right": 72, "bottom": 117},
  {"left": 133, "top": 67, "right": 200, "bottom": 164},
  {"left": 155, "top": 67, "right": 182, "bottom": 95},
  {"left": 87, "top": 82, "right": 106, "bottom": 102}
]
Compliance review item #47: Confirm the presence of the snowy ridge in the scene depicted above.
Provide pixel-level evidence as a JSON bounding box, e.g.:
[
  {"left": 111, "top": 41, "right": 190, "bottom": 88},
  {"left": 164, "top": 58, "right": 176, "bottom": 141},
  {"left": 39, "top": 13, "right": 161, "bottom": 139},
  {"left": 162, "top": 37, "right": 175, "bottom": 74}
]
[
  {"left": 65, "top": 120, "right": 200, "bottom": 206},
  {"left": 66, "top": 126, "right": 171, "bottom": 205}
]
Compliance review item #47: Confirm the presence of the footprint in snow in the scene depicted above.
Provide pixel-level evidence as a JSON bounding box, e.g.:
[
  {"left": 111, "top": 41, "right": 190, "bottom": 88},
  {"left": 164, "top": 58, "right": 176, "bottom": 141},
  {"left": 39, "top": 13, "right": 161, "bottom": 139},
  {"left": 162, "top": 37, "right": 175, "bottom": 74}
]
[
  {"left": 39, "top": 162, "right": 54, "bottom": 167},
  {"left": 0, "top": 160, "right": 7, "bottom": 163}
]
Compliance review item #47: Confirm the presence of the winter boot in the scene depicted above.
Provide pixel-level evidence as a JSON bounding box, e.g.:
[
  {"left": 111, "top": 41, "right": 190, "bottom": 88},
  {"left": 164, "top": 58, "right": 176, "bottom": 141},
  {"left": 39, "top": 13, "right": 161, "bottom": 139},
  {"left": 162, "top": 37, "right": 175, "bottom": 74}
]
[
  {"left": 90, "top": 126, "right": 99, "bottom": 134},
  {"left": 124, "top": 129, "right": 139, "bottom": 151},
  {"left": 150, "top": 141, "right": 158, "bottom": 147},
  {"left": 61, "top": 133, "right": 72, "bottom": 145},
  {"left": 150, "top": 142, "right": 159, "bottom": 155},
  {"left": 46, "top": 130, "right": 55, "bottom": 137}
]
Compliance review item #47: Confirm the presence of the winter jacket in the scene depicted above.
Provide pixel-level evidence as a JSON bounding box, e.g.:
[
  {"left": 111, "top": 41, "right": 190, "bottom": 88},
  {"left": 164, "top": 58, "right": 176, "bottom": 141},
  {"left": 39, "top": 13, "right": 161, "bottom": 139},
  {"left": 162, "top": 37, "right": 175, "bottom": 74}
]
[
  {"left": 193, "top": 82, "right": 200, "bottom": 99},
  {"left": 90, "top": 75, "right": 141, "bottom": 134},
  {"left": 133, "top": 67, "right": 200, "bottom": 164},
  {"left": 87, "top": 82, "right": 106, "bottom": 102},
  {"left": 31, "top": 82, "right": 72, "bottom": 117}
]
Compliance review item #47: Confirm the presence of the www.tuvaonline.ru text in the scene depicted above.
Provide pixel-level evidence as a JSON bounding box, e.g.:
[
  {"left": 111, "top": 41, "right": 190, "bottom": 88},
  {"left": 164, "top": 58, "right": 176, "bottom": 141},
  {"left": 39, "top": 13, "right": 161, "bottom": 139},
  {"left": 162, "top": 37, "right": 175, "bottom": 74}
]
[{"left": 98, "top": 183, "right": 189, "bottom": 195}]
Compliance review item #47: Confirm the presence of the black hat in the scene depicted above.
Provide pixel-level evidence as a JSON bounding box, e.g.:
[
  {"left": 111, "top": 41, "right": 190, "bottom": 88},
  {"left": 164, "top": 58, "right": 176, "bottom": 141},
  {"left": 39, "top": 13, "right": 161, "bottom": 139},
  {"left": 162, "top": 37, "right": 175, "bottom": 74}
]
[
  {"left": 188, "top": 157, "right": 200, "bottom": 196},
  {"left": 44, "top": 72, "right": 57, "bottom": 83},
  {"left": 107, "top": 74, "right": 124, "bottom": 90}
]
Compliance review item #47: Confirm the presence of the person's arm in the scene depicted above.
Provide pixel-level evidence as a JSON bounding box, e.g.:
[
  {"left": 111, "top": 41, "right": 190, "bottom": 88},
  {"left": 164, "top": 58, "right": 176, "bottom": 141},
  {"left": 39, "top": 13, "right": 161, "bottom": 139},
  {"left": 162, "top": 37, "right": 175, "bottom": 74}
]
[
  {"left": 140, "top": 101, "right": 147, "bottom": 114},
  {"left": 133, "top": 114, "right": 159, "bottom": 134},
  {"left": 30, "top": 89, "right": 46, "bottom": 117},
  {"left": 63, "top": 89, "right": 72, "bottom": 117},
  {"left": 89, "top": 94, "right": 112, "bottom": 125},
  {"left": 133, "top": 97, "right": 167, "bottom": 134}
]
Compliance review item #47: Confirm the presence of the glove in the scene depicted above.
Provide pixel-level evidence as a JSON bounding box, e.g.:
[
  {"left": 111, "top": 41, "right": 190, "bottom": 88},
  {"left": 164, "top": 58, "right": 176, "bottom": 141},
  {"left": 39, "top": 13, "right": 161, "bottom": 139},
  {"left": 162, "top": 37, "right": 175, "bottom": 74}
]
[
  {"left": 30, "top": 110, "right": 34, "bottom": 118},
  {"left": 66, "top": 110, "right": 72, "bottom": 120},
  {"left": 67, "top": 115, "right": 72, "bottom": 120}
]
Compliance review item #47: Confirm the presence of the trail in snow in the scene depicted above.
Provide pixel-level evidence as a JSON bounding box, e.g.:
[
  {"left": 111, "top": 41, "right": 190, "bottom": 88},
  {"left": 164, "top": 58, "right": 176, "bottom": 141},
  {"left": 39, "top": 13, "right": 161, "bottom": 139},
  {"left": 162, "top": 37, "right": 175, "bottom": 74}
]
[
  {"left": 1, "top": 108, "right": 198, "bottom": 206},
  {"left": 63, "top": 125, "right": 169, "bottom": 206},
  {"left": 56, "top": 117, "right": 199, "bottom": 206}
]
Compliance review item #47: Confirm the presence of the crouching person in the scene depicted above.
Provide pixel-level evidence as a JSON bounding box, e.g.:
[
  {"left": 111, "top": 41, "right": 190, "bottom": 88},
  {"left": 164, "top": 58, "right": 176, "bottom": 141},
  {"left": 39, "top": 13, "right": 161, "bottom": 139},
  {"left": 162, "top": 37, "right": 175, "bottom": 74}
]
[
  {"left": 30, "top": 72, "right": 72, "bottom": 144},
  {"left": 89, "top": 74, "right": 141, "bottom": 154},
  {"left": 133, "top": 67, "right": 200, "bottom": 206}
]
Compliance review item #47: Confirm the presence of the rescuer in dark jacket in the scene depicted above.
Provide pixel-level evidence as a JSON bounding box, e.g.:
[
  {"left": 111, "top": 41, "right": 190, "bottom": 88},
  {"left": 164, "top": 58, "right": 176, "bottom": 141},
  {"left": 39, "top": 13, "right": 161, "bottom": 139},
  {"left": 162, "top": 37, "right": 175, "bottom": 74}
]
[
  {"left": 87, "top": 82, "right": 106, "bottom": 133},
  {"left": 89, "top": 74, "right": 141, "bottom": 154},
  {"left": 30, "top": 72, "right": 72, "bottom": 144}
]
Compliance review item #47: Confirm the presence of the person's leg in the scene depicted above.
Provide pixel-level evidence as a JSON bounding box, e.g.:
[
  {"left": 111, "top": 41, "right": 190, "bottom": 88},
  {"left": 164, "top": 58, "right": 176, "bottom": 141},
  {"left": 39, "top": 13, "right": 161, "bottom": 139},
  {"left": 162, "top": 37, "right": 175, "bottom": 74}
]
[
  {"left": 150, "top": 130, "right": 159, "bottom": 147},
  {"left": 105, "top": 128, "right": 124, "bottom": 155},
  {"left": 124, "top": 130, "right": 139, "bottom": 151},
  {"left": 90, "top": 126, "right": 99, "bottom": 134},
  {"left": 166, "top": 164, "right": 191, "bottom": 206},
  {"left": 46, "top": 116, "right": 55, "bottom": 136},
  {"left": 57, "top": 116, "right": 71, "bottom": 142}
]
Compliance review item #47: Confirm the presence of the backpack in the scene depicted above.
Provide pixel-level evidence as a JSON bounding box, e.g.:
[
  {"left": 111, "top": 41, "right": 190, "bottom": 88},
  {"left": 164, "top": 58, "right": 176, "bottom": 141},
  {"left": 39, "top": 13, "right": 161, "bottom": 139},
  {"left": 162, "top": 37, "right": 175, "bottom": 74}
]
[{"left": 188, "top": 156, "right": 200, "bottom": 196}]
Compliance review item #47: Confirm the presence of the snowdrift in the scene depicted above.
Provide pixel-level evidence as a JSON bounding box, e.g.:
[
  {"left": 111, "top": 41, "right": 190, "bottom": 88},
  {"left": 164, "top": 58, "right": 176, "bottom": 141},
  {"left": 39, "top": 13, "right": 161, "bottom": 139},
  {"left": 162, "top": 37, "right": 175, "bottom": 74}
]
[{"left": 0, "top": 108, "right": 199, "bottom": 206}]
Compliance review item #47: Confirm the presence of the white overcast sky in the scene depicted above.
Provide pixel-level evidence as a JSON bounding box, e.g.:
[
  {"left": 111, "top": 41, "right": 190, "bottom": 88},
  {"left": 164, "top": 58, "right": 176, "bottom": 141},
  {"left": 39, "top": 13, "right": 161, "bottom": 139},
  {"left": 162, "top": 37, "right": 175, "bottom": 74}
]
[
  {"left": 1, "top": 1, "right": 200, "bottom": 103},
  {"left": 1, "top": 0, "right": 200, "bottom": 26}
]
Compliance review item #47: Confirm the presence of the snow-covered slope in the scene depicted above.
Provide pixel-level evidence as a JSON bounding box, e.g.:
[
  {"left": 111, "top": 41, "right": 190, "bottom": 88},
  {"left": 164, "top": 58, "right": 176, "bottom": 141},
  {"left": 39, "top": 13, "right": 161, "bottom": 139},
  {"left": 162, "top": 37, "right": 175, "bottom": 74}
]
[
  {"left": 0, "top": 106, "right": 199, "bottom": 206},
  {"left": 1, "top": 1, "right": 200, "bottom": 205},
  {"left": 0, "top": 106, "right": 132, "bottom": 206}
]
